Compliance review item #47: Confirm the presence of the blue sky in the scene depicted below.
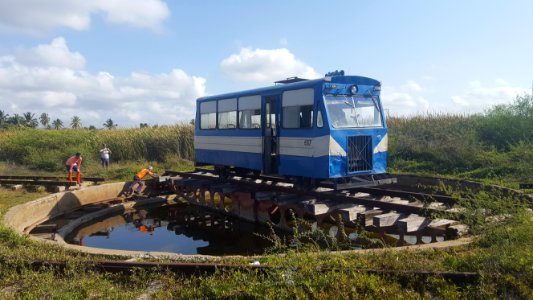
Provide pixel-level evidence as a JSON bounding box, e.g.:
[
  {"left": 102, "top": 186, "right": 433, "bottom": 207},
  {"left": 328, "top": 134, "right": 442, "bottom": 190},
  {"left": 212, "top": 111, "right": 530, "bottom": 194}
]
[{"left": 0, "top": 0, "right": 531, "bottom": 127}]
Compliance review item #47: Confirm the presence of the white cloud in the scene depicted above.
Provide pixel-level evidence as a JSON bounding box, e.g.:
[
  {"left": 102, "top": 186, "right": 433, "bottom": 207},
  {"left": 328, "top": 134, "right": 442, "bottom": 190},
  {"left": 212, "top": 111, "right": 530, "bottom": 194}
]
[
  {"left": 15, "top": 37, "right": 85, "bottom": 69},
  {"left": 96, "top": 0, "right": 170, "bottom": 31},
  {"left": 451, "top": 96, "right": 469, "bottom": 106},
  {"left": 0, "top": 37, "right": 206, "bottom": 127},
  {"left": 220, "top": 48, "right": 321, "bottom": 83},
  {"left": 382, "top": 78, "right": 528, "bottom": 116},
  {"left": 0, "top": 0, "right": 169, "bottom": 35},
  {"left": 450, "top": 81, "right": 528, "bottom": 110},
  {"left": 381, "top": 79, "right": 431, "bottom": 115},
  {"left": 404, "top": 80, "right": 424, "bottom": 92},
  {"left": 468, "top": 80, "right": 481, "bottom": 88},
  {"left": 494, "top": 78, "right": 509, "bottom": 86}
]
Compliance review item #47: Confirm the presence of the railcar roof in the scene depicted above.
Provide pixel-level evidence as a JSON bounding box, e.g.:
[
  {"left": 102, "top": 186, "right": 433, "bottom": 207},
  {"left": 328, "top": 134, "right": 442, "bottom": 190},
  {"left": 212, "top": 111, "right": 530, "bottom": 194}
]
[{"left": 197, "top": 75, "right": 380, "bottom": 102}]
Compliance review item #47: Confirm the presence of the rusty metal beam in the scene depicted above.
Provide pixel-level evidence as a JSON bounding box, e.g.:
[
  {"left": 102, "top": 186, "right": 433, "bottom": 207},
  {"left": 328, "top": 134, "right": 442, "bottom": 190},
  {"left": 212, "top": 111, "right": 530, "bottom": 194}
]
[
  {"left": 0, "top": 175, "right": 105, "bottom": 183},
  {"left": 6, "top": 257, "right": 481, "bottom": 285},
  {"left": 165, "top": 170, "right": 458, "bottom": 216},
  {"left": 0, "top": 179, "right": 77, "bottom": 186}
]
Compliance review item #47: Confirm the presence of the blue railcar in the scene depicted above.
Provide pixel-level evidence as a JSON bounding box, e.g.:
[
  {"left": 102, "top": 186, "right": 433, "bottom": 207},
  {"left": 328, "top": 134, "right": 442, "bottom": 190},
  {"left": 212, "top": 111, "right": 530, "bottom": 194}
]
[{"left": 194, "top": 71, "right": 390, "bottom": 187}]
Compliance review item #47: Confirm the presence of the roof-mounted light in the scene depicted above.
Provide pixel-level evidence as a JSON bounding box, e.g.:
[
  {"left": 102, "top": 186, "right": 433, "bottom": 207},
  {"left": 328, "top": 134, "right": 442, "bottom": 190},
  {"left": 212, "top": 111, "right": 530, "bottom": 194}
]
[{"left": 325, "top": 70, "right": 345, "bottom": 77}]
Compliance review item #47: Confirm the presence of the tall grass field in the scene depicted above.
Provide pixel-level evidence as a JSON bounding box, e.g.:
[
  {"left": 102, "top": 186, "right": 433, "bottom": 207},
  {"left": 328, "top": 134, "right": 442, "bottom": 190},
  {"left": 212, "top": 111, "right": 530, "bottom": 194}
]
[
  {"left": 387, "top": 94, "right": 532, "bottom": 185},
  {"left": 0, "top": 125, "right": 193, "bottom": 172}
]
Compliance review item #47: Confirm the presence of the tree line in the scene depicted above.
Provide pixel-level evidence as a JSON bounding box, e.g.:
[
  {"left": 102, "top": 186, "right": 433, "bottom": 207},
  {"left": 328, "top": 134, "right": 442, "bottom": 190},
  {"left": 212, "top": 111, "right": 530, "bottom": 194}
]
[{"left": 0, "top": 110, "right": 118, "bottom": 130}]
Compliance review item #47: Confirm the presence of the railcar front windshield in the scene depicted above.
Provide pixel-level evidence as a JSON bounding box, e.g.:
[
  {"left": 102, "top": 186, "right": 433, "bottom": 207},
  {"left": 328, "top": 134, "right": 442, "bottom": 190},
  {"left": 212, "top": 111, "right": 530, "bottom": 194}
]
[{"left": 325, "top": 95, "right": 383, "bottom": 128}]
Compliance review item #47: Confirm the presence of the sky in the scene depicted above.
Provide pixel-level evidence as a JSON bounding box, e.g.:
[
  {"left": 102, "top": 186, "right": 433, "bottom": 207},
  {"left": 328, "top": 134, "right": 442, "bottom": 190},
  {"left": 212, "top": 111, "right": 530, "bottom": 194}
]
[{"left": 0, "top": 0, "right": 531, "bottom": 128}]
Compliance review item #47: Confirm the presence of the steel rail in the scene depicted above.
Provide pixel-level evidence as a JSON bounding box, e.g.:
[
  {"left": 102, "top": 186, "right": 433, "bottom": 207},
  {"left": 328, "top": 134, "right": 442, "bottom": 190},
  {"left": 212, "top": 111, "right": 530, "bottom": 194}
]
[
  {"left": 0, "top": 175, "right": 105, "bottom": 182},
  {"left": 355, "top": 187, "right": 457, "bottom": 205},
  {"left": 0, "top": 257, "right": 479, "bottom": 285},
  {"left": 172, "top": 169, "right": 458, "bottom": 204},
  {"left": 0, "top": 179, "right": 77, "bottom": 186},
  {"left": 163, "top": 171, "right": 457, "bottom": 216}
]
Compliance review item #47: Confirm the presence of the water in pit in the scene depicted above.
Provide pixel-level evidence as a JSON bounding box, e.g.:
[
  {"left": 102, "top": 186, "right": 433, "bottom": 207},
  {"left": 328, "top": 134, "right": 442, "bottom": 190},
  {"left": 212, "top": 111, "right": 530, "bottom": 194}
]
[{"left": 66, "top": 203, "right": 290, "bottom": 256}]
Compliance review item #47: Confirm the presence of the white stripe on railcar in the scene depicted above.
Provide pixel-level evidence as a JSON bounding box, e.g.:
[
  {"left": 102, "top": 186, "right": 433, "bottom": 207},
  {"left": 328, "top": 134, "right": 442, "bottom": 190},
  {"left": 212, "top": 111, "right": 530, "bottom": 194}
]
[
  {"left": 194, "top": 136, "right": 262, "bottom": 153},
  {"left": 278, "top": 135, "right": 346, "bottom": 157},
  {"left": 195, "top": 134, "right": 349, "bottom": 158},
  {"left": 374, "top": 134, "right": 388, "bottom": 153}
]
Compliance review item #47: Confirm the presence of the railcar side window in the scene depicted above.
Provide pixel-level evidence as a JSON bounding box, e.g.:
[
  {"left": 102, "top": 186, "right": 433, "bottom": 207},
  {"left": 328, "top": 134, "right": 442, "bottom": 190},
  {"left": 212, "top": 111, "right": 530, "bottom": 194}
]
[
  {"left": 282, "top": 88, "right": 314, "bottom": 129},
  {"left": 238, "top": 95, "right": 261, "bottom": 129},
  {"left": 317, "top": 109, "right": 324, "bottom": 128},
  {"left": 200, "top": 101, "right": 217, "bottom": 129},
  {"left": 218, "top": 98, "right": 237, "bottom": 129}
]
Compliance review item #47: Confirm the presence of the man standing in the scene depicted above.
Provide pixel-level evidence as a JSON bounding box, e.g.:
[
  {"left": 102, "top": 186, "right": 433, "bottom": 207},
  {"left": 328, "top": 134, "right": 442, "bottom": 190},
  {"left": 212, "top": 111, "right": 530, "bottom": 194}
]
[
  {"left": 66, "top": 153, "right": 83, "bottom": 184},
  {"left": 99, "top": 144, "right": 112, "bottom": 168}
]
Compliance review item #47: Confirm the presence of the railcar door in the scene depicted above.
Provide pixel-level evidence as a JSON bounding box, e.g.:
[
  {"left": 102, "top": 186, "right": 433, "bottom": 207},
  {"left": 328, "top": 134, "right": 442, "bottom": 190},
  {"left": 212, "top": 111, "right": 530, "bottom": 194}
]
[{"left": 262, "top": 96, "right": 279, "bottom": 174}]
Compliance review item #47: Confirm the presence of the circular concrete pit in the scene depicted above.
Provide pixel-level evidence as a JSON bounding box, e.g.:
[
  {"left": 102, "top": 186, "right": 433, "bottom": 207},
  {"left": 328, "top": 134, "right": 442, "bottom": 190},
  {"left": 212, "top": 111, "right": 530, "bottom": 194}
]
[{"left": 7, "top": 174, "right": 522, "bottom": 258}]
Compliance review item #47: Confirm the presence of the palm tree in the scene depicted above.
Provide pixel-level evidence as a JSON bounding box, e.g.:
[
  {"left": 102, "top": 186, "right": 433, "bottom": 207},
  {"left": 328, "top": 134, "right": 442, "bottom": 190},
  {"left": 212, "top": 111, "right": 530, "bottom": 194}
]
[
  {"left": 40, "top": 113, "right": 50, "bottom": 128},
  {"left": 52, "top": 118, "right": 64, "bottom": 130},
  {"left": 8, "top": 114, "right": 25, "bottom": 126},
  {"left": 103, "top": 118, "right": 117, "bottom": 129},
  {"left": 0, "top": 110, "right": 8, "bottom": 127},
  {"left": 23, "top": 112, "right": 38, "bottom": 128},
  {"left": 71, "top": 116, "right": 82, "bottom": 129}
]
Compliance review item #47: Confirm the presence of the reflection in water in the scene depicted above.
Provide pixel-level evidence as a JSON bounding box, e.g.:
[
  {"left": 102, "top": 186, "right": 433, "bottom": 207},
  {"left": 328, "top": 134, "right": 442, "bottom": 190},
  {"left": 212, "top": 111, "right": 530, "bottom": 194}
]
[{"left": 68, "top": 204, "right": 288, "bottom": 256}]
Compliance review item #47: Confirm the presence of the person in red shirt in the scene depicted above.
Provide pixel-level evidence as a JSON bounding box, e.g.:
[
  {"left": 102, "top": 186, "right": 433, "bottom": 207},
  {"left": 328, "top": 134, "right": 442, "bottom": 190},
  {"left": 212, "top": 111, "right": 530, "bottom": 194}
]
[
  {"left": 65, "top": 153, "right": 83, "bottom": 184},
  {"left": 126, "top": 165, "right": 157, "bottom": 195}
]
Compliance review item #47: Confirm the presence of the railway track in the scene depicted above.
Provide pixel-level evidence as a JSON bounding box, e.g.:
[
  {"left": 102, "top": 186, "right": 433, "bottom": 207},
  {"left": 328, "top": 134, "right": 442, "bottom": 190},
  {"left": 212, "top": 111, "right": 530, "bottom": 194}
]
[
  {"left": 159, "top": 170, "right": 468, "bottom": 244},
  {"left": 0, "top": 175, "right": 105, "bottom": 188},
  {"left": 9, "top": 170, "right": 518, "bottom": 288},
  {"left": 7, "top": 171, "right": 529, "bottom": 290},
  {"left": 0, "top": 256, "right": 479, "bottom": 285}
]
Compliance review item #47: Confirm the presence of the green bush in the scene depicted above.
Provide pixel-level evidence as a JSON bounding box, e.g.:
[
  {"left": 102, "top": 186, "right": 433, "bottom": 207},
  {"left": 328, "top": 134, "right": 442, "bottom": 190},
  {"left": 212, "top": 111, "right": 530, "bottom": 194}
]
[
  {"left": 475, "top": 94, "right": 533, "bottom": 150},
  {"left": 388, "top": 113, "right": 483, "bottom": 172},
  {"left": 387, "top": 94, "right": 533, "bottom": 184}
]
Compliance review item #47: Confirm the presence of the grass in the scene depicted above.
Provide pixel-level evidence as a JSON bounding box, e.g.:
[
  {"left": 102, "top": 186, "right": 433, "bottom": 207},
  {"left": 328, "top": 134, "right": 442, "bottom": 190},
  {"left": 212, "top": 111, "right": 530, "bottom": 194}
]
[
  {"left": 0, "top": 95, "right": 532, "bottom": 298},
  {"left": 1, "top": 176, "right": 531, "bottom": 298},
  {"left": 388, "top": 94, "right": 533, "bottom": 187},
  {"left": 0, "top": 124, "right": 194, "bottom": 173},
  {"left": 0, "top": 188, "right": 531, "bottom": 298},
  {"left": 0, "top": 188, "right": 48, "bottom": 216}
]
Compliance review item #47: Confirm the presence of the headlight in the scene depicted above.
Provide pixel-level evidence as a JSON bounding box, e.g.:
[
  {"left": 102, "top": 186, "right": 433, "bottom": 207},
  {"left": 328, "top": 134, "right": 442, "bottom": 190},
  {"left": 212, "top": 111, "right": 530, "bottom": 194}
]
[{"left": 350, "top": 85, "right": 358, "bottom": 94}]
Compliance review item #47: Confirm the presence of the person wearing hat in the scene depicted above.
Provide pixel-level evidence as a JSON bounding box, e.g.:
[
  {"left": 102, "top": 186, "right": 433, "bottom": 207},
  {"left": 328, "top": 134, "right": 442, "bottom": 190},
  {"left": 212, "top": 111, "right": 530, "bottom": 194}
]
[{"left": 127, "top": 165, "right": 157, "bottom": 195}]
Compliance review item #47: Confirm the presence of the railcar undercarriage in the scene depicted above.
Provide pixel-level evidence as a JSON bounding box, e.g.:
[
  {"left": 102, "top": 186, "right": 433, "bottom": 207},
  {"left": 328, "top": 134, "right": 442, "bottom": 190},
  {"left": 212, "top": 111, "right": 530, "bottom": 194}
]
[{"left": 153, "top": 169, "right": 467, "bottom": 246}]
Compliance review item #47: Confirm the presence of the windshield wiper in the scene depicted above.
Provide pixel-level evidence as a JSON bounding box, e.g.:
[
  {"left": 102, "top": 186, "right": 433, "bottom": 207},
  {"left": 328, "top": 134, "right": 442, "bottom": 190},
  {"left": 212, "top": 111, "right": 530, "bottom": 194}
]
[
  {"left": 370, "top": 96, "right": 381, "bottom": 112},
  {"left": 344, "top": 96, "right": 360, "bottom": 126}
]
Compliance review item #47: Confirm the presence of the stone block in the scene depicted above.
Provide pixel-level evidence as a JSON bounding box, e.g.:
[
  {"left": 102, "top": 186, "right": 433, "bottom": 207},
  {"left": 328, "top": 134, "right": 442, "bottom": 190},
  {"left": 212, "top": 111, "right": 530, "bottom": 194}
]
[{"left": 11, "top": 184, "right": 23, "bottom": 191}]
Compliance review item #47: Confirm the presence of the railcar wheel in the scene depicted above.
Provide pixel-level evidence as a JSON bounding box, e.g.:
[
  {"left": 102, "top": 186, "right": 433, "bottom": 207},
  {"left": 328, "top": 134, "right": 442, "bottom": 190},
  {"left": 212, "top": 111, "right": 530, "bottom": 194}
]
[
  {"left": 293, "top": 177, "right": 317, "bottom": 190},
  {"left": 214, "top": 165, "right": 229, "bottom": 179}
]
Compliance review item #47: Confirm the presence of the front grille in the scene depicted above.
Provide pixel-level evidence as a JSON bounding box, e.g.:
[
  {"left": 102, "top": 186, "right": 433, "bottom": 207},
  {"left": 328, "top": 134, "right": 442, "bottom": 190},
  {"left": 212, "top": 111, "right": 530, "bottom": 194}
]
[{"left": 347, "top": 136, "right": 372, "bottom": 172}]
